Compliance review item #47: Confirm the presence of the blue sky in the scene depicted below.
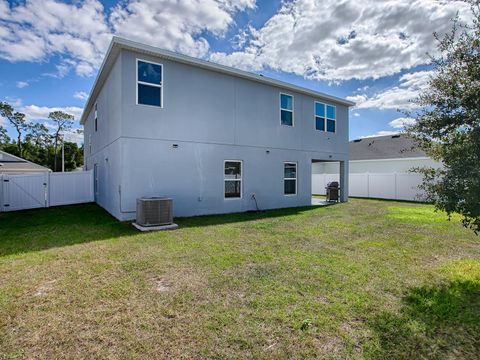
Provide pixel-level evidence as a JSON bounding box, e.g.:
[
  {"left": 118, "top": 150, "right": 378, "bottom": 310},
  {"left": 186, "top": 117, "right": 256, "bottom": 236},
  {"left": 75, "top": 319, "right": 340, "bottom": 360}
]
[{"left": 0, "top": 0, "right": 469, "bottom": 143}]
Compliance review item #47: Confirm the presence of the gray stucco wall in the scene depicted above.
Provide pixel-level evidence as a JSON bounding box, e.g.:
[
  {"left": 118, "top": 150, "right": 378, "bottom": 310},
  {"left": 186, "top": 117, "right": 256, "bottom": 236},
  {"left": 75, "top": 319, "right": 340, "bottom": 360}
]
[
  {"left": 85, "top": 49, "right": 349, "bottom": 220},
  {"left": 84, "top": 54, "right": 123, "bottom": 219},
  {"left": 118, "top": 138, "right": 320, "bottom": 219},
  {"left": 119, "top": 50, "right": 349, "bottom": 152}
]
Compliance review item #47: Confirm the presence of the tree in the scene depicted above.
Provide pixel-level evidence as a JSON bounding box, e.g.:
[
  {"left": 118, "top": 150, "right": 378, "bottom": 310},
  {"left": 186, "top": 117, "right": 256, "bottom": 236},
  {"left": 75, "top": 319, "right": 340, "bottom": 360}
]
[
  {"left": 48, "top": 111, "right": 74, "bottom": 172},
  {"left": 62, "top": 141, "right": 84, "bottom": 170},
  {"left": 407, "top": 0, "right": 480, "bottom": 233},
  {"left": 0, "top": 102, "right": 29, "bottom": 157},
  {"left": 25, "top": 123, "right": 51, "bottom": 148},
  {"left": 0, "top": 125, "right": 10, "bottom": 146},
  {"left": 23, "top": 123, "right": 52, "bottom": 167}
]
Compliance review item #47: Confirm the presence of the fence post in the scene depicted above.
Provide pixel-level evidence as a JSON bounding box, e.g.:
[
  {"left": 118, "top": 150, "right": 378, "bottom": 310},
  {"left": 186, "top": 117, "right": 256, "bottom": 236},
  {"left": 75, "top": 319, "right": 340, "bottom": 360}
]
[
  {"left": 394, "top": 172, "right": 398, "bottom": 200},
  {"left": 366, "top": 172, "right": 370, "bottom": 198},
  {"left": 2, "top": 174, "right": 8, "bottom": 211},
  {"left": 45, "top": 172, "right": 50, "bottom": 208}
]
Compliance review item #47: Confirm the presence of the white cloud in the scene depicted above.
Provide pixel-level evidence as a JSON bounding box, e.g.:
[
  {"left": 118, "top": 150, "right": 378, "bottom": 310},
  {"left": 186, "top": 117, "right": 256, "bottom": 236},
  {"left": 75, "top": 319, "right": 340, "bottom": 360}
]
[
  {"left": 346, "top": 70, "right": 432, "bottom": 110},
  {"left": 230, "top": 24, "right": 255, "bottom": 50},
  {"left": 21, "top": 105, "right": 83, "bottom": 122},
  {"left": 73, "top": 91, "right": 89, "bottom": 101},
  {"left": 109, "top": 0, "right": 255, "bottom": 58},
  {"left": 43, "top": 59, "right": 77, "bottom": 78},
  {"left": 360, "top": 116, "right": 416, "bottom": 139},
  {"left": 16, "top": 81, "right": 29, "bottom": 88},
  {"left": 361, "top": 130, "right": 400, "bottom": 138},
  {"left": 389, "top": 117, "right": 416, "bottom": 129},
  {"left": 1, "top": 0, "right": 467, "bottom": 84},
  {"left": 0, "top": 0, "right": 110, "bottom": 75},
  {"left": 0, "top": 0, "right": 256, "bottom": 76},
  {"left": 353, "top": 112, "right": 360, "bottom": 117},
  {"left": 210, "top": 0, "right": 470, "bottom": 81},
  {"left": 63, "top": 129, "right": 84, "bottom": 144},
  {"left": 3, "top": 96, "right": 22, "bottom": 107}
]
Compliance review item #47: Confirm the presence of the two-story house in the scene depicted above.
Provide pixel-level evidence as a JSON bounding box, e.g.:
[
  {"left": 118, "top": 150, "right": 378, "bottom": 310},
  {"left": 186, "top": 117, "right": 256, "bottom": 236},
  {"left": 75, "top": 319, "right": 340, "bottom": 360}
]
[{"left": 81, "top": 37, "right": 354, "bottom": 221}]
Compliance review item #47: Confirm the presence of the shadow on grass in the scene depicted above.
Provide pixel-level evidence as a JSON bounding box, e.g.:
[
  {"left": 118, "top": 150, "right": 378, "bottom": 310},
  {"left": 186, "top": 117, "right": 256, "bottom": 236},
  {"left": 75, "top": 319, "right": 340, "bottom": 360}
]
[
  {"left": 369, "top": 280, "right": 480, "bottom": 359},
  {"left": 175, "top": 205, "right": 327, "bottom": 228},
  {"left": 0, "top": 203, "right": 136, "bottom": 257},
  {"left": 0, "top": 203, "right": 328, "bottom": 257}
]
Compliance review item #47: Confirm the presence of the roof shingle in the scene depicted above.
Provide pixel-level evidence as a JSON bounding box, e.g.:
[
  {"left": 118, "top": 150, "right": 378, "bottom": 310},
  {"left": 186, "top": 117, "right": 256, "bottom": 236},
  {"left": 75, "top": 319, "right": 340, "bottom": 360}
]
[{"left": 349, "top": 134, "right": 427, "bottom": 160}]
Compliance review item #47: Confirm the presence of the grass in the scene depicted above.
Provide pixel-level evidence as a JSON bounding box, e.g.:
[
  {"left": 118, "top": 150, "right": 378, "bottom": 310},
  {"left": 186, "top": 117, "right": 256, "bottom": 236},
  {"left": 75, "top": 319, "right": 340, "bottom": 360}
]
[{"left": 0, "top": 199, "right": 479, "bottom": 359}]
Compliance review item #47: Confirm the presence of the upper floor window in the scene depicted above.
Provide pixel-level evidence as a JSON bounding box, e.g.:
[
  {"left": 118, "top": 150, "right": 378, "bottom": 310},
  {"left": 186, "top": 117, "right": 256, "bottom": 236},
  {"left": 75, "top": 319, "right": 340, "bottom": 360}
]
[
  {"left": 94, "top": 103, "right": 98, "bottom": 132},
  {"left": 137, "top": 59, "right": 163, "bottom": 107},
  {"left": 315, "top": 102, "right": 336, "bottom": 133},
  {"left": 224, "top": 160, "right": 242, "bottom": 199},
  {"left": 326, "top": 104, "right": 336, "bottom": 132},
  {"left": 280, "top": 93, "right": 293, "bottom": 126}
]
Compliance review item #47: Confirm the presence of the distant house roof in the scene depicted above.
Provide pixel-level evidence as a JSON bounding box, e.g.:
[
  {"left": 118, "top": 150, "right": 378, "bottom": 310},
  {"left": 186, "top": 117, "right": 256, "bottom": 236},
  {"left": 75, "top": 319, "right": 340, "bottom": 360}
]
[
  {"left": 80, "top": 37, "right": 355, "bottom": 124},
  {"left": 0, "top": 150, "right": 51, "bottom": 173},
  {"left": 349, "top": 134, "right": 427, "bottom": 161}
]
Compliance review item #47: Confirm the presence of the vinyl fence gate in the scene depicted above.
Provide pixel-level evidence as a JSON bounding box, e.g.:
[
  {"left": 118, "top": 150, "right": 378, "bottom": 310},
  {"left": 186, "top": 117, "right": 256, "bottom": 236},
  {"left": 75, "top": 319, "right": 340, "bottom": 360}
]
[{"left": 0, "top": 171, "right": 94, "bottom": 212}]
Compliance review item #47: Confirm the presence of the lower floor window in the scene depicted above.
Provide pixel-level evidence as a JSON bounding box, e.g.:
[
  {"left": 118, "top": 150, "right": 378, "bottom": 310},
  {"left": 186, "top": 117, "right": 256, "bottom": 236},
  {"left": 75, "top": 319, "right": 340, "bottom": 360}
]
[
  {"left": 224, "top": 160, "right": 242, "bottom": 198},
  {"left": 284, "top": 162, "right": 297, "bottom": 195}
]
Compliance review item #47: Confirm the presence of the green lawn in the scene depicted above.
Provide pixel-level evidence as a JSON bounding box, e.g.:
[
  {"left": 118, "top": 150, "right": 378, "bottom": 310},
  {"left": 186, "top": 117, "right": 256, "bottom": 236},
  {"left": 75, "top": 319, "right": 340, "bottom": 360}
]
[{"left": 1, "top": 200, "right": 479, "bottom": 359}]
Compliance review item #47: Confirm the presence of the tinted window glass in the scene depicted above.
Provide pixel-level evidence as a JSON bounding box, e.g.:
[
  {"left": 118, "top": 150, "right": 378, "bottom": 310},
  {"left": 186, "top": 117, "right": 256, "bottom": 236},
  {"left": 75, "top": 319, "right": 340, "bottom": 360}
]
[
  {"left": 224, "top": 161, "right": 241, "bottom": 179},
  {"left": 281, "top": 94, "right": 293, "bottom": 110},
  {"left": 284, "top": 180, "right": 296, "bottom": 195},
  {"left": 281, "top": 110, "right": 293, "bottom": 126},
  {"left": 138, "top": 61, "right": 162, "bottom": 84},
  {"left": 315, "top": 102, "right": 325, "bottom": 117},
  {"left": 316, "top": 117, "right": 325, "bottom": 131},
  {"left": 225, "top": 181, "right": 241, "bottom": 198},
  {"left": 284, "top": 163, "right": 297, "bottom": 195},
  {"left": 284, "top": 163, "right": 296, "bottom": 178},
  {"left": 138, "top": 84, "right": 161, "bottom": 106},
  {"left": 327, "top": 119, "right": 336, "bottom": 132},
  {"left": 327, "top": 105, "right": 335, "bottom": 119}
]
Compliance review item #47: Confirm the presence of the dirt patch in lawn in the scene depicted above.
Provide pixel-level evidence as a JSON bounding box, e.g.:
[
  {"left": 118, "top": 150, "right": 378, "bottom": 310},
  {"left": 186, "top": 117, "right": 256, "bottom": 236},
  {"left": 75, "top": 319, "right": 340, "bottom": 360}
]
[
  {"left": 152, "top": 277, "right": 172, "bottom": 292},
  {"left": 33, "top": 279, "right": 57, "bottom": 297}
]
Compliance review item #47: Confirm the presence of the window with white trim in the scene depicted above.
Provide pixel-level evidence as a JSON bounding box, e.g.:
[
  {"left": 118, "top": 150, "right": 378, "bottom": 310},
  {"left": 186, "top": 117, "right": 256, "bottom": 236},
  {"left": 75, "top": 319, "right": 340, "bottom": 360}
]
[
  {"left": 315, "top": 102, "right": 336, "bottom": 132},
  {"left": 284, "top": 162, "right": 297, "bottom": 195},
  {"left": 137, "top": 59, "right": 163, "bottom": 107},
  {"left": 280, "top": 93, "right": 293, "bottom": 126},
  {"left": 326, "top": 104, "right": 336, "bottom": 132},
  {"left": 224, "top": 160, "right": 242, "bottom": 198}
]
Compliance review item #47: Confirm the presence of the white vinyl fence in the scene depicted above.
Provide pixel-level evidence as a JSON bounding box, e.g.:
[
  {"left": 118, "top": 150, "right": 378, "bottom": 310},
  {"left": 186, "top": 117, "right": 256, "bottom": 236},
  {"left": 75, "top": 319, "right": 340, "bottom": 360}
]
[
  {"left": 0, "top": 171, "right": 94, "bottom": 212},
  {"left": 312, "top": 172, "right": 426, "bottom": 201}
]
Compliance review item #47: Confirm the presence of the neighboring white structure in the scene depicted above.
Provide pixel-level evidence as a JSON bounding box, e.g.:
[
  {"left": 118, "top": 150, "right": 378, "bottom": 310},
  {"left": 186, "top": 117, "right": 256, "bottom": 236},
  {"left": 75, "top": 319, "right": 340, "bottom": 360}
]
[
  {"left": 0, "top": 150, "right": 51, "bottom": 174},
  {"left": 313, "top": 134, "right": 440, "bottom": 174},
  {"left": 312, "top": 134, "right": 442, "bottom": 201}
]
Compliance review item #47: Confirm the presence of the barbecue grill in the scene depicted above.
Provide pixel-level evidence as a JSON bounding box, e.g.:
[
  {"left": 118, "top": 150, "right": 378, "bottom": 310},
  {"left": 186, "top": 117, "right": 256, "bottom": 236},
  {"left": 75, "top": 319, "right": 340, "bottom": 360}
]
[{"left": 325, "top": 181, "right": 340, "bottom": 202}]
